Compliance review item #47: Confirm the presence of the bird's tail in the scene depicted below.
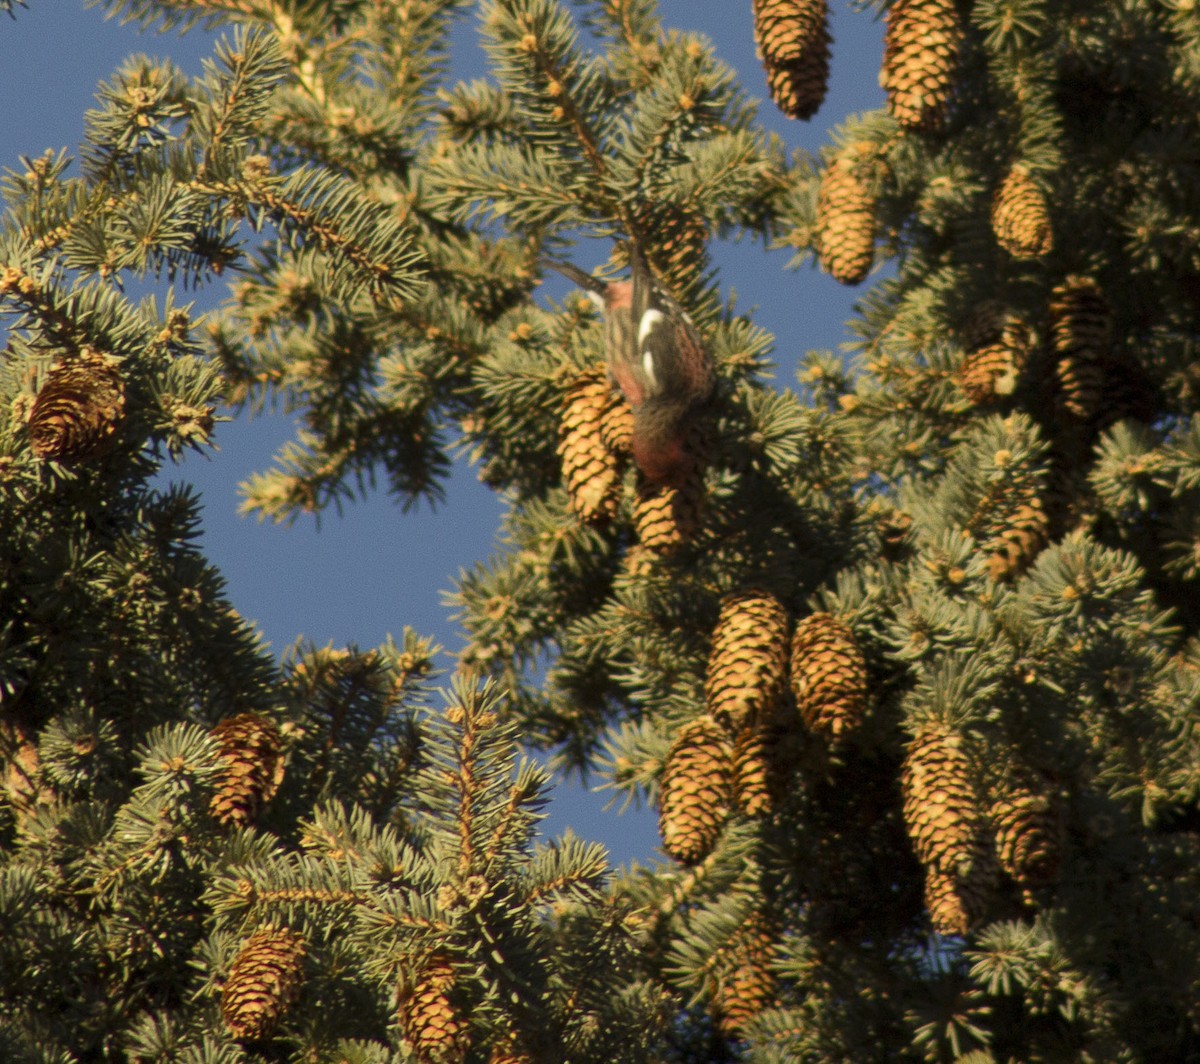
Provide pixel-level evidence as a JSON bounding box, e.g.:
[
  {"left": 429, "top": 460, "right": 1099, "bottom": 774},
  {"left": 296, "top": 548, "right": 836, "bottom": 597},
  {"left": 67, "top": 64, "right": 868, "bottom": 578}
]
[{"left": 540, "top": 257, "right": 607, "bottom": 295}]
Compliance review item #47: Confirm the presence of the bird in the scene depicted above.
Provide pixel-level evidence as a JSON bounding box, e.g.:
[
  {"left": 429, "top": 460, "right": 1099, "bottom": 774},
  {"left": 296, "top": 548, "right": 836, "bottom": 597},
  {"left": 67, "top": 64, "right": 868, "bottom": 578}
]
[{"left": 543, "top": 249, "right": 712, "bottom": 485}]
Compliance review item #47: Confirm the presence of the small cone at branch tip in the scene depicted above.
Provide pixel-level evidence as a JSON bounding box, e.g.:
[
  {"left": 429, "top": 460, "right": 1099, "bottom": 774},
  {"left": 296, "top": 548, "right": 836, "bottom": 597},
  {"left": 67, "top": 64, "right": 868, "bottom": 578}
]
[
  {"left": 881, "top": 0, "right": 962, "bottom": 131},
  {"left": 992, "top": 165, "right": 1054, "bottom": 258},
  {"left": 705, "top": 588, "right": 791, "bottom": 732},
  {"left": 753, "top": 0, "right": 832, "bottom": 120},
  {"left": 210, "top": 713, "right": 286, "bottom": 828},
  {"left": 816, "top": 148, "right": 877, "bottom": 285},
  {"left": 398, "top": 954, "right": 468, "bottom": 1064},
  {"left": 659, "top": 715, "right": 732, "bottom": 865},
  {"left": 221, "top": 927, "right": 307, "bottom": 1041},
  {"left": 789, "top": 612, "right": 867, "bottom": 739},
  {"left": 27, "top": 349, "right": 126, "bottom": 463},
  {"left": 558, "top": 367, "right": 624, "bottom": 523}
]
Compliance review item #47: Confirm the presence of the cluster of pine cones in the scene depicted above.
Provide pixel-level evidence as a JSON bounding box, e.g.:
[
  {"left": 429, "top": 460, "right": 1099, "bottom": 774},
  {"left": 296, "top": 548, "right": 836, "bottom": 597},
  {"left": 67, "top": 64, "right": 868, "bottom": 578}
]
[{"left": 659, "top": 592, "right": 868, "bottom": 865}]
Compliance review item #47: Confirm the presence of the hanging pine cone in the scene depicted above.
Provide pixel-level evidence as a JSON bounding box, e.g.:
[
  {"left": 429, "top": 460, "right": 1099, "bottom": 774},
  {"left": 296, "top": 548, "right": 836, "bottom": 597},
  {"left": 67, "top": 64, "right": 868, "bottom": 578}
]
[
  {"left": 1050, "top": 276, "right": 1112, "bottom": 421},
  {"left": 633, "top": 463, "right": 705, "bottom": 553},
  {"left": 598, "top": 387, "right": 634, "bottom": 455},
  {"left": 921, "top": 863, "right": 994, "bottom": 936},
  {"left": 633, "top": 201, "right": 709, "bottom": 299},
  {"left": 880, "top": 0, "right": 962, "bottom": 132},
  {"left": 753, "top": 0, "right": 832, "bottom": 120},
  {"left": 789, "top": 613, "right": 868, "bottom": 739},
  {"left": 659, "top": 715, "right": 732, "bottom": 864},
  {"left": 732, "top": 725, "right": 774, "bottom": 817},
  {"left": 957, "top": 304, "right": 1034, "bottom": 406},
  {"left": 901, "top": 726, "right": 995, "bottom": 928},
  {"left": 210, "top": 713, "right": 286, "bottom": 828},
  {"left": 705, "top": 589, "right": 791, "bottom": 732},
  {"left": 986, "top": 494, "right": 1048, "bottom": 581},
  {"left": 815, "top": 147, "right": 877, "bottom": 285},
  {"left": 992, "top": 777, "right": 1064, "bottom": 890},
  {"left": 992, "top": 165, "right": 1053, "bottom": 258},
  {"left": 27, "top": 349, "right": 126, "bottom": 463},
  {"left": 714, "top": 908, "right": 778, "bottom": 1037},
  {"left": 398, "top": 954, "right": 468, "bottom": 1064},
  {"left": 559, "top": 368, "right": 624, "bottom": 523},
  {"left": 221, "top": 927, "right": 307, "bottom": 1041},
  {"left": 958, "top": 344, "right": 1021, "bottom": 406}
]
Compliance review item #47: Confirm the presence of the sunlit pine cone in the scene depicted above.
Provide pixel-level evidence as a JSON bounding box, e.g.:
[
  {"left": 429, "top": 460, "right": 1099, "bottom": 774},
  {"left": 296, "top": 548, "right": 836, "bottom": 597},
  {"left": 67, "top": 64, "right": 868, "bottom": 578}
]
[
  {"left": 659, "top": 715, "right": 732, "bottom": 864},
  {"left": 398, "top": 954, "right": 468, "bottom": 1064},
  {"left": 992, "top": 164, "right": 1053, "bottom": 258},
  {"left": 221, "top": 927, "right": 307, "bottom": 1041},
  {"left": 705, "top": 589, "right": 791, "bottom": 732},
  {"left": 559, "top": 368, "right": 624, "bottom": 523},
  {"left": 753, "top": 0, "right": 832, "bottom": 120},
  {"left": 815, "top": 147, "right": 877, "bottom": 285},
  {"left": 633, "top": 444, "right": 705, "bottom": 554},
  {"left": 880, "top": 0, "right": 962, "bottom": 132},
  {"left": 27, "top": 349, "right": 125, "bottom": 462},
  {"left": 210, "top": 713, "right": 285, "bottom": 828},
  {"left": 789, "top": 613, "right": 868, "bottom": 740},
  {"left": 732, "top": 725, "right": 774, "bottom": 817},
  {"left": 901, "top": 726, "right": 992, "bottom": 880}
]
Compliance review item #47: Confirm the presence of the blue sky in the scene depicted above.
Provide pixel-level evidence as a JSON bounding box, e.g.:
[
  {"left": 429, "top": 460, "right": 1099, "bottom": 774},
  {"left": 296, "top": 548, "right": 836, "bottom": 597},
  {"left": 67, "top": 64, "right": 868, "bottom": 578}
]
[{"left": 1, "top": 1, "right": 884, "bottom": 864}]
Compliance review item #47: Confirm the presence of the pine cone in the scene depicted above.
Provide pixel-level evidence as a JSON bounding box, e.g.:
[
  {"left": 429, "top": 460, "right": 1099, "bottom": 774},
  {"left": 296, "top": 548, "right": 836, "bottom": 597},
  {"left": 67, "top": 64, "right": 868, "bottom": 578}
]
[
  {"left": 789, "top": 613, "right": 868, "bottom": 739},
  {"left": 901, "top": 727, "right": 994, "bottom": 911},
  {"left": 221, "top": 927, "right": 307, "bottom": 1041},
  {"left": 816, "top": 148, "right": 877, "bottom": 285},
  {"left": 598, "top": 386, "right": 634, "bottom": 455},
  {"left": 985, "top": 494, "right": 1048, "bottom": 581},
  {"left": 732, "top": 725, "right": 773, "bottom": 817},
  {"left": 399, "top": 954, "right": 468, "bottom": 1064},
  {"left": 881, "top": 0, "right": 962, "bottom": 131},
  {"left": 659, "top": 715, "right": 732, "bottom": 864},
  {"left": 27, "top": 349, "right": 125, "bottom": 462},
  {"left": 633, "top": 201, "right": 709, "bottom": 299},
  {"left": 956, "top": 305, "right": 1034, "bottom": 406},
  {"left": 714, "top": 908, "right": 778, "bottom": 1037},
  {"left": 1050, "top": 276, "right": 1112, "bottom": 421},
  {"left": 633, "top": 461, "right": 705, "bottom": 553},
  {"left": 705, "top": 589, "right": 791, "bottom": 731},
  {"left": 992, "top": 778, "right": 1064, "bottom": 890},
  {"left": 210, "top": 713, "right": 285, "bottom": 828},
  {"left": 957, "top": 343, "right": 1021, "bottom": 406},
  {"left": 753, "top": 0, "right": 832, "bottom": 120},
  {"left": 559, "top": 368, "right": 625, "bottom": 523},
  {"left": 992, "top": 165, "right": 1053, "bottom": 258},
  {"left": 922, "top": 863, "right": 991, "bottom": 936}
]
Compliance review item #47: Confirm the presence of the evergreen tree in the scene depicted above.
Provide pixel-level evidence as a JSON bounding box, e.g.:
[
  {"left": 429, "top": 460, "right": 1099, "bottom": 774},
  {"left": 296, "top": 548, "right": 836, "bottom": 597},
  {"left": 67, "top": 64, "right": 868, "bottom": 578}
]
[{"left": 3, "top": 0, "right": 1199, "bottom": 1061}]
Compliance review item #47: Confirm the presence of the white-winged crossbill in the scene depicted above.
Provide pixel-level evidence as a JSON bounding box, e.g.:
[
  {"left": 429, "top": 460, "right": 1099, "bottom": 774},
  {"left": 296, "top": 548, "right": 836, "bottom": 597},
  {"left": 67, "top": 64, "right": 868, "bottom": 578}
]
[{"left": 545, "top": 250, "right": 712, "bottom": 485}]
